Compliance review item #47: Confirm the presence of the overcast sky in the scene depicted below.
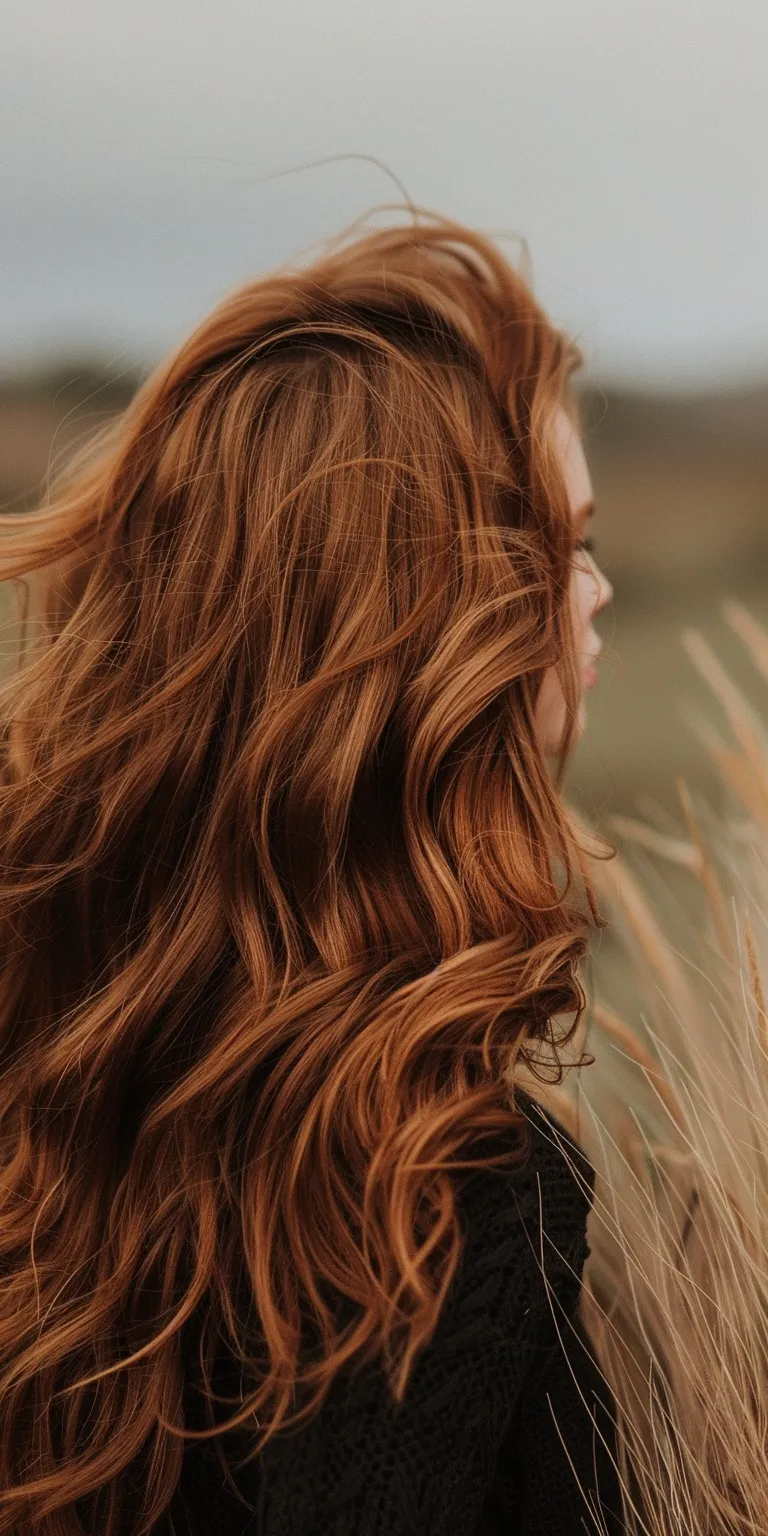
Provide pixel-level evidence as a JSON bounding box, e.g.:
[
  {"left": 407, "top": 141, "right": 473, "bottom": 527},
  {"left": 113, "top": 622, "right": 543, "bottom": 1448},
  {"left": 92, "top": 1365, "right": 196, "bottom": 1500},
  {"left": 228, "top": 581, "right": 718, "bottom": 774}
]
[{"left": 2, "top": 0, "right": 767, "bottom": 387}]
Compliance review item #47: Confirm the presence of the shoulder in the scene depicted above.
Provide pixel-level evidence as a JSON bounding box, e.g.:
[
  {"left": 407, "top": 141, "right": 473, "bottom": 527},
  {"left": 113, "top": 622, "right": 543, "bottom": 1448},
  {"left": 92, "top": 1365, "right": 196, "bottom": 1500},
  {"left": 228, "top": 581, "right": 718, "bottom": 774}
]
[
  {"left": 512, "top": 1086, "right": 596, "bottom": 1235},
  {"left": 449, "top": 1087, "right": 596, "bottom": 1323}
]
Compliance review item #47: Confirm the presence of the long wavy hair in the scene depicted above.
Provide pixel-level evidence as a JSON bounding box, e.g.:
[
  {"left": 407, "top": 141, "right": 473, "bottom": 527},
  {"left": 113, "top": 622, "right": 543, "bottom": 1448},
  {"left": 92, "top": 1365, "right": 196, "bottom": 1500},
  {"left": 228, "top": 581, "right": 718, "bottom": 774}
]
[{"left": 0, "top": 207, "right": 601, "bottom": 1534}]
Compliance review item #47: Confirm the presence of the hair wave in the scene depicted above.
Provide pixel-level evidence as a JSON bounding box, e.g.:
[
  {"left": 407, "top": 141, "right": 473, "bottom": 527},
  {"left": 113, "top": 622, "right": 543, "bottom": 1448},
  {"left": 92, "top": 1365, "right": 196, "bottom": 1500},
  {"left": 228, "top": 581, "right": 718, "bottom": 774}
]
[{"left": 0, "top": 207, "right": 600, "bottom": 1534}]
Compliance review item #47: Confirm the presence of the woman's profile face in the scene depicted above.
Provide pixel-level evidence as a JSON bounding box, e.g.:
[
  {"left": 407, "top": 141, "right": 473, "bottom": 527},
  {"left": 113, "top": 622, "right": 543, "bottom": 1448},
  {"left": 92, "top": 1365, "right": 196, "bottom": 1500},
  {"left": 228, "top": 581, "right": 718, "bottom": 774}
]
[{"left": 534, "top": 407, "right": 613, "bottom": 756}]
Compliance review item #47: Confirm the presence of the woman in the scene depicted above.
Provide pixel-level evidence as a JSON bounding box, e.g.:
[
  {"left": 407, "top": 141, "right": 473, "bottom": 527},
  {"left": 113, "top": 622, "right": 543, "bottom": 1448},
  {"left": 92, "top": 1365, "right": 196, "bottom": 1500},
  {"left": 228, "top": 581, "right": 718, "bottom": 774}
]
[{"left": 0, "top": 210, "right": 620, "bottom": 1534}]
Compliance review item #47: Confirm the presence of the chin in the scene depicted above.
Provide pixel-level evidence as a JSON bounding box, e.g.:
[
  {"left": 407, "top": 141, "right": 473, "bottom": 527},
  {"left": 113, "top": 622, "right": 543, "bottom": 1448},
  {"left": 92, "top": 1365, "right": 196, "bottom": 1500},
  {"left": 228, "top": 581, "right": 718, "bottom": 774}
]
[
  {"left": 536, "top": 694, "right": 587, "bottom": 758},
  {"left": 551, "top": 703, "right": 586, "bottom": 758}
]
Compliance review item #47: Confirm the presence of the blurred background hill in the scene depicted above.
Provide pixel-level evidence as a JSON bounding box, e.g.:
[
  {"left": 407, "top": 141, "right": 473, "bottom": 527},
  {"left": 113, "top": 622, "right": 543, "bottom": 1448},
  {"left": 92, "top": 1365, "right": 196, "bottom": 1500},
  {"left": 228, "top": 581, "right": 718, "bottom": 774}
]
[{"left": 1, "top": 358, "right": 765, "bottom": 821}]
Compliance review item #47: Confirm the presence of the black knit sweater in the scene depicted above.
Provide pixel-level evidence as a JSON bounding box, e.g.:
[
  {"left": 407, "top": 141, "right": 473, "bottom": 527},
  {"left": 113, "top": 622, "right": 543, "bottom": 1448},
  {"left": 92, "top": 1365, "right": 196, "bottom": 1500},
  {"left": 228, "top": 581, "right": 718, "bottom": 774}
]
[{"left": 166, "top": 1092, "right": 623, "bottom": 1535}]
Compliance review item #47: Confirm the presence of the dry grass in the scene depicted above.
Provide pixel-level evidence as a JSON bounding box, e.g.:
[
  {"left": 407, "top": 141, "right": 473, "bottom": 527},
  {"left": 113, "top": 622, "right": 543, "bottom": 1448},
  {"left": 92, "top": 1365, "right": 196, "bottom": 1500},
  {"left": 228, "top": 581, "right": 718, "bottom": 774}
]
[{"left": 523, "top": 603, "right": 768, "bottom": 1533}]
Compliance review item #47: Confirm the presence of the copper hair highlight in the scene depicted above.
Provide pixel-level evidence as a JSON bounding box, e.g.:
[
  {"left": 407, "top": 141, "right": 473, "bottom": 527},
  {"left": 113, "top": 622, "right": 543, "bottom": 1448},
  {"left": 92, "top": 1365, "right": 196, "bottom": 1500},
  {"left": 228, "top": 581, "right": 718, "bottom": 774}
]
[{"left": 0, "top": 208, "right": 597, "bottom": 1534}]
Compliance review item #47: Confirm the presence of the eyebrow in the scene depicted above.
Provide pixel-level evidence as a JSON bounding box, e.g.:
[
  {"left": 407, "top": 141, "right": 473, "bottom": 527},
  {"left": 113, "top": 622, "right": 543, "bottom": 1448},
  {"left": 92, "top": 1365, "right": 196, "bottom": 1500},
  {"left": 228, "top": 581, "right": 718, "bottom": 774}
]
[{"left": 576, "top": 499, "right": 595, "bottom": 521}]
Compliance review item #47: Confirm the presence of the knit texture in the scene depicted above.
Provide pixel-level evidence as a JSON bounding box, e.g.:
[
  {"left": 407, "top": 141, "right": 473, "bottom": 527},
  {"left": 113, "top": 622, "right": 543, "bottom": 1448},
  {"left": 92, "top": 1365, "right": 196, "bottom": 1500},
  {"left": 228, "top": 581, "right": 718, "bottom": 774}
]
[{"left": 165, "top": 1092, "right": 623, "bottom": 1535}]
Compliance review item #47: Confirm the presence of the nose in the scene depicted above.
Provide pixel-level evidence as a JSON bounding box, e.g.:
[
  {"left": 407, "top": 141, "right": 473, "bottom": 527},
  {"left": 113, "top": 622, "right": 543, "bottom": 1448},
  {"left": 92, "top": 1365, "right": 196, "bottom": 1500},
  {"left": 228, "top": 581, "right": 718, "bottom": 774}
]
[{"left": 592, "top": 560, "right": 613, "bottom": 614}]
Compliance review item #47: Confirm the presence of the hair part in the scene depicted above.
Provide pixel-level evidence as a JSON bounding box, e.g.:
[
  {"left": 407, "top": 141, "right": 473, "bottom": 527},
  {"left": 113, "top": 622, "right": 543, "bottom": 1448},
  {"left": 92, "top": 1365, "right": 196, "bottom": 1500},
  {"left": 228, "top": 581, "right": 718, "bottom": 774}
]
[{"left": 0, "top": 206, "right": 599, "bottom": 1535}]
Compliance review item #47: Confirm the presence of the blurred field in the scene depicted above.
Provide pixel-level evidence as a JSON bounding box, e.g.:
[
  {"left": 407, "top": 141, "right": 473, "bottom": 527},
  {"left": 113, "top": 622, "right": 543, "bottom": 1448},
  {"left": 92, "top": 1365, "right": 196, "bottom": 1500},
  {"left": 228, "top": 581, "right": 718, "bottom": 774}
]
[
  {"left": 570, "top": 382, "right": 768, "bottom": 820},
  {"left": 0, "top": 360, "right": 766, "bottom": 825}
]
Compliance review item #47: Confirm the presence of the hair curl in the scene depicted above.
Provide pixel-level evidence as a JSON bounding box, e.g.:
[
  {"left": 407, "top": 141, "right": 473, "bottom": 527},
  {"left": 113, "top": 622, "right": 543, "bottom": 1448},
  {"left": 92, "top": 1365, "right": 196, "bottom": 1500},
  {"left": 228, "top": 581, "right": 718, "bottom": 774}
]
[{"left": 0, "top": 206, "right": 601, "bottom": 1534}]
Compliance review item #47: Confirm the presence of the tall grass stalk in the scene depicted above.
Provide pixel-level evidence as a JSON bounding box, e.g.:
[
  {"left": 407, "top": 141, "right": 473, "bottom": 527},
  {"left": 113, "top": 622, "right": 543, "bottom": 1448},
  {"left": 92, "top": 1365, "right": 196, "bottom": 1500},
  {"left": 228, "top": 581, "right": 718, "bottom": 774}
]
[{"left": 517, "top": 602, "right": 768, "bottom": 1534}]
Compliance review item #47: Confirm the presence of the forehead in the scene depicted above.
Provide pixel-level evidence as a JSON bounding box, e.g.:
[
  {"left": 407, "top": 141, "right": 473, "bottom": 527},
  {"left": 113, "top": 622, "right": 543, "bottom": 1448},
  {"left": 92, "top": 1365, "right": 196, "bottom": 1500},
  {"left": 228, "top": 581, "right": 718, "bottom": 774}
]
[{"left": 553, "top": 406, "right": 593, "bottom": 518}]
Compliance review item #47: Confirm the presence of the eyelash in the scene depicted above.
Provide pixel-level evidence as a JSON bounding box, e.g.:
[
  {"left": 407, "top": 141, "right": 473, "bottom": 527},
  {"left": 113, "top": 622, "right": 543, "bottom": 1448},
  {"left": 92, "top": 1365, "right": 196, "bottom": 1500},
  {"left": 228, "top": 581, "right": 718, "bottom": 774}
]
[{"left": 574, "top": 536, "right": 596, "bottom": 556}]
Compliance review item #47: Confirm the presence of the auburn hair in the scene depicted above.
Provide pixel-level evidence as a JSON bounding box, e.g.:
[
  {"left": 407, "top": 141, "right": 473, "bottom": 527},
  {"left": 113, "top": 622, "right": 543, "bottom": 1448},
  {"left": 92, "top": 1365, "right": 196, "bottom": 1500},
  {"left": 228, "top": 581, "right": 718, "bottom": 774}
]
[{"left": 0, "top": 207, "right": 600, "bottom": 1534}]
